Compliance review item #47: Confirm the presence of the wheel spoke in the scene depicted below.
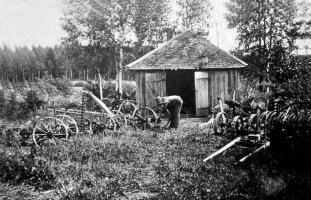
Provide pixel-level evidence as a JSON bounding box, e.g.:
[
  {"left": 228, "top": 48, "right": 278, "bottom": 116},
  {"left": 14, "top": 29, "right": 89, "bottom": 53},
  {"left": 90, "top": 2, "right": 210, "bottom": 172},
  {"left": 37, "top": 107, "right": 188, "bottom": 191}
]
[
  {"left": 49, "top": 138, "right": 56, "bottom": 145},
  {"left": 37, "top": 127, "right": 47, "bottom": 134},
  {"left": 42, "top": 122, "right": 50, "bottom": 132}
]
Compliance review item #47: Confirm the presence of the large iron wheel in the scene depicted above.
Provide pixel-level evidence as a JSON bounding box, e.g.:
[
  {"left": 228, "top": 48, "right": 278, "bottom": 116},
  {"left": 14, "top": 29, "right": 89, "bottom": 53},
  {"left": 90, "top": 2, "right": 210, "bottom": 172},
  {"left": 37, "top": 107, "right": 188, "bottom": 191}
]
[
  {"left": 90, "top": 114, "right": 117, "bottom": 135},
  {"left": 56, "top": 114, "right": 79, "bottom": 139},
  {"left": 152, "top": 105, "right": 170, "bottom": 129},
  {"left": 134, "top": 107, "right": 157, "bottom": 130},
  {"left": 32, "top": 117, "right": 68, "bottom": 147},
  {"left": 111, "top": 110, "right": 128, "bottom": 128},
  {"left": 232, "top": 115, "right": 244, "bottom": 131},
  {"left": 214, "top": 112, "right": 228, "bottom": 135}
]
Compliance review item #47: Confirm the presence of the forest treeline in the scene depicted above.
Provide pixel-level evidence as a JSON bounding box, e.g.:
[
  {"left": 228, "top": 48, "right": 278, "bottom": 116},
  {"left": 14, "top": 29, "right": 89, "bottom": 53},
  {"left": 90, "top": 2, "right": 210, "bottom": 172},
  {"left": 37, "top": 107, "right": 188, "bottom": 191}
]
[
  {"left": 0, "top": 45, "right": 71, "bottom": 82},
  {"left": 0, "top": 44, "right": 134, "bottom": 82}
]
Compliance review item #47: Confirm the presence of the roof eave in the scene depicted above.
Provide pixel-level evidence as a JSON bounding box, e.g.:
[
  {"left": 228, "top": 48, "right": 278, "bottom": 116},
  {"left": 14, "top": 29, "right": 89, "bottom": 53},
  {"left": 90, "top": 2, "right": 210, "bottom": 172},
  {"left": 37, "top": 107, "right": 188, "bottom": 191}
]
[{"left": 126, "top": 65, "right": 247, "bottom": 71}]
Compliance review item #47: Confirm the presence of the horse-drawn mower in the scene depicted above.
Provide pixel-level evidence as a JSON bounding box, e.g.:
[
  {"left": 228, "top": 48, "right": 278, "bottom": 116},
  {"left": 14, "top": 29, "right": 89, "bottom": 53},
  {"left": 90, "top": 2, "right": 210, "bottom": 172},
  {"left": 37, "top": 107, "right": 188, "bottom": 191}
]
[
  {"left": 1, "top": 92, "right": 110, "bottom": 147},
  {"left": 1, "top": 92, "right": 170, "bottom": 148}
]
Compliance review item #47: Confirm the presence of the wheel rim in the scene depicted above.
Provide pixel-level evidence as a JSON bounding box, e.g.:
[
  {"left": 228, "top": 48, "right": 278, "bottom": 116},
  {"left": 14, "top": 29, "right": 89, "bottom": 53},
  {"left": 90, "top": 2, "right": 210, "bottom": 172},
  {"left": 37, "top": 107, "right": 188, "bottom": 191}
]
[
  {"left": 135, "top": 107, "right": 157, "bottom": 130},
  {"left": 56, "top": 114, "right": 79, "bottom": 139},
  {"left": 151, "top": 105, "right": 171, "bottom": 129},
  {"left": 214, "top": 112, "right": 227, "bottom": 134},
  {"left": 157, "top": 110, "right": 170, "bottom": 128},
  {"left": 90, "top": 114, "right": 117, "bottom": 134},
  {"left": 112, "top": 110, "right": 128, "bottom": 127},
  {"left": 33, "top": 117, "right": 68, "bottom": 147}
]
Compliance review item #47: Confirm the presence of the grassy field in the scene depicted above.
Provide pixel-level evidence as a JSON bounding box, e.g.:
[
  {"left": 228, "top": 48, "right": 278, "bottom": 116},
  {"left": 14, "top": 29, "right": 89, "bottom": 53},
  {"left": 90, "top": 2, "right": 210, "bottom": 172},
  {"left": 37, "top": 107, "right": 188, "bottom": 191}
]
[
  {"left": 1, "top": 81, "right": 311, "bottom": 199},
  {"left": 1, "top": 121, "right": 311, "bottom": 200}
]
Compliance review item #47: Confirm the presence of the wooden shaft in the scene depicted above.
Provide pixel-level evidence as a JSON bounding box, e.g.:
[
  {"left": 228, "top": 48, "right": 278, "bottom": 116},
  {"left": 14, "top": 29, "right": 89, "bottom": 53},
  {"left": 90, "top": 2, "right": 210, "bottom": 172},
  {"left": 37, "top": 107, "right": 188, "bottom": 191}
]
[
  {"left": 203, "top": 137, "right": 241, "bottom": 162},
  {"left": 218, "top": 98, "right": 226, "bottom": 123},
  {"left": 99, "top": 71, "right": 103, "bottom": 100},
  {"left": 236, "top": 141, "right": 270, "bottom": 164}
]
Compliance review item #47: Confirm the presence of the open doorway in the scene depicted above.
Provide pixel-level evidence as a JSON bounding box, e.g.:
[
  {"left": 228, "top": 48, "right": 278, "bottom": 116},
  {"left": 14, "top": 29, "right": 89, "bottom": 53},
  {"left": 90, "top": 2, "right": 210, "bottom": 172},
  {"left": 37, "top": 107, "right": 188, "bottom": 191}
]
[{"left": 166, "top": 70, "right": 196, "bottom": 114}]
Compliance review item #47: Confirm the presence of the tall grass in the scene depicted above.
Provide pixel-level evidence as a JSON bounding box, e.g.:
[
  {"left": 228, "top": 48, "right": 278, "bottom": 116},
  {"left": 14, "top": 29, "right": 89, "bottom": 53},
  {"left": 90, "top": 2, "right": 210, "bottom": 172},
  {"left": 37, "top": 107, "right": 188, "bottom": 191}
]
[{"left": 1, "top": 126, "right": 311, "bottom": 199}]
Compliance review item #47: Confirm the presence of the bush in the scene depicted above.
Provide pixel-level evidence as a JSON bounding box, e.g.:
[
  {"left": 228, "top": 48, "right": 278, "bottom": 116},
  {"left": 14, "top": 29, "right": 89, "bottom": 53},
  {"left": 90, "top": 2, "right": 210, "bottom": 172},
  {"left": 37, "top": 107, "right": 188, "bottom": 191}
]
[
  {"left": 72, "top": 81, "right": 90, "bottom": 88},
  {"left": 49, "top": 78, "right": 73, "bottom": 96},
  {"left": 5, "top": 93, "right": 20, "bottom": 121},
  {"left": 0, "top": 90, "right": 46, "bottom": 121},
  {"left": 24, "top": 90, "right": 46, "bottom": 111},
  {"left": 19, "top": 90, "right": 46, "bottom": 119},
  {"left": 83, "top": 80, "right": 136, "bottom": 100},
  {"left": 0, "top": 90, "right": 6, "bottom": 118},
  {"left": 48, "top": 95, "right": 76, "bottom": 108}
]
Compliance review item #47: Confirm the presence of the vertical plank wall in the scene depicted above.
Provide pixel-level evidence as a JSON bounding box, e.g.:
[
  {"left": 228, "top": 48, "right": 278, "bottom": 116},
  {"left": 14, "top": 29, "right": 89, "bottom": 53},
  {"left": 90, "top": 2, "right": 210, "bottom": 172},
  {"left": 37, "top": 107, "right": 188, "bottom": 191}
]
[
  {"left": 135, "top": 71, "right": 145, "bottom": 108},
  {"left": 135, "top": 71, "right": 166, "bottom": 108},
  {"left": 195, "top": 69, "right": 240, "bottom": 116},
  {"left": 135, "top": 69, "right": 240, "bottom": 116},
  {"left": 209, "top": 69, "right": 240, "bottom": 108}
]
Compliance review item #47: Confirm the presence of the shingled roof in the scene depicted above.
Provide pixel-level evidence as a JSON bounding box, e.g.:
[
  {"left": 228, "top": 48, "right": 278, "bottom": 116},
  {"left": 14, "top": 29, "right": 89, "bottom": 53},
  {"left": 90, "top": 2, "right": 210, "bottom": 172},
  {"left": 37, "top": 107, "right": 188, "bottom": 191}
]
[{"left": 126, "top": 31, "right": 247, "bottom": 70}]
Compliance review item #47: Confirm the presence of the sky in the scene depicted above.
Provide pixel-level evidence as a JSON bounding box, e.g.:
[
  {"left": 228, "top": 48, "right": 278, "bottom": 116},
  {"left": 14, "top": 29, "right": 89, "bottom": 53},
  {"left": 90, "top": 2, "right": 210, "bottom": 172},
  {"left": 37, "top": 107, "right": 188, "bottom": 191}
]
[
  {"left": 0, "top": 0, "right": 237, "bottom": 51},
  {"left": 0, "top": 0, "right": 65, "bottom": 48}
]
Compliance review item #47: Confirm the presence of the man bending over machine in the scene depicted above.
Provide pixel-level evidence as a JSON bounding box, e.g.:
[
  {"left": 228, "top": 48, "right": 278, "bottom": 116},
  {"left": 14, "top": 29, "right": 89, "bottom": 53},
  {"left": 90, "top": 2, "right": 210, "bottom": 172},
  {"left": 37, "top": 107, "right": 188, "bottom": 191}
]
[{"left": 155, "top": 95, "right": 183, "bottom": 129}]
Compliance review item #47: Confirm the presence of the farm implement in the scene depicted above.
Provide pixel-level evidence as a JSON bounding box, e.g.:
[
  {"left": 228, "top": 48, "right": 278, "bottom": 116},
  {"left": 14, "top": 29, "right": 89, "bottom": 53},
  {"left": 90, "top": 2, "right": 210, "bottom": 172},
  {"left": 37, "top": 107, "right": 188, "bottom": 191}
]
[
  {"left": 203, "top": 96, "right": 311, "bottom": 164},
  {"left": 1, "top": 92, "right": 171, "bottom": 148}
]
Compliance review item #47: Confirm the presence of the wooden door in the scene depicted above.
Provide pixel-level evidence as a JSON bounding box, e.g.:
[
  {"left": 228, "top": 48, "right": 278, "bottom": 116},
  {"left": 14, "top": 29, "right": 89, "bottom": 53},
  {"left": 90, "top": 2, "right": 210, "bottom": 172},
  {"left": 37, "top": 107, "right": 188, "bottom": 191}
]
[{"left": 195, "top": 71, "right": 210, "bottom": 116}]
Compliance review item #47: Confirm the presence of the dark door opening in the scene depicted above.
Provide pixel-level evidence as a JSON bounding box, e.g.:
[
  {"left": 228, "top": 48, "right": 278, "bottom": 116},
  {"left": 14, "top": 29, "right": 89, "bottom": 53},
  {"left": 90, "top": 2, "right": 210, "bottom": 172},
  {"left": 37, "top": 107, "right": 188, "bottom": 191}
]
[{"left": 166, "top": 70, "right": 196, "bottom": 114}]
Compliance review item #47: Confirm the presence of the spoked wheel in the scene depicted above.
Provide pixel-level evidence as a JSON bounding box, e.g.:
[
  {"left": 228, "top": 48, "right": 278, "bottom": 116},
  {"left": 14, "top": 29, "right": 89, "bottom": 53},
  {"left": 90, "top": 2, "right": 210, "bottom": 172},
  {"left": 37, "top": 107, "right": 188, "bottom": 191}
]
[
  {"left": 90, "top": 114, "right": 117, "bottom": 135},
  {"left": 56, "top": 114, "right": 79, "bottom": 139},
  {"left": 248, "top": 114, "right": 259, "bottom": 131},
  {"left": 152, "top": 105, "right": 171, "bottom": 129},
  {"left": 214, "top": 112, "right": 228, "bottom": 135},
  {"left": 122, "top": 101, "right": 136, "bottom": 116},
  {"left": 89, "top": 115, "right": 104, "bottom": 134},
  {"left": 112, "top": 110, "right": 128, "bottom": 128},
  {"left": 157, "top": 109, "right": 170, "bottom": 129},
  {"left": 33, "top": 117, "right": 68, "bottom": 147},
  {"left": 102, "top": 114, "right": 117, "bottom": 132},
  {"left": 232, "top": 115, "right": 244, "bottom": 135},
  {"left": 134, "top": 107, "right": 157, "bottom": 130}
]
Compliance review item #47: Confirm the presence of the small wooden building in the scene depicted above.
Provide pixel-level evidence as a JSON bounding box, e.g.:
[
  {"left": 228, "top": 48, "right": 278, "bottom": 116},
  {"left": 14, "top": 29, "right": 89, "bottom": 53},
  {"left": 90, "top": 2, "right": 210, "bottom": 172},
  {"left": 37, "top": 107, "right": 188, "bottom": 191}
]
[{"left": 126, "top": 31, "right": 247, "bottom": 116}]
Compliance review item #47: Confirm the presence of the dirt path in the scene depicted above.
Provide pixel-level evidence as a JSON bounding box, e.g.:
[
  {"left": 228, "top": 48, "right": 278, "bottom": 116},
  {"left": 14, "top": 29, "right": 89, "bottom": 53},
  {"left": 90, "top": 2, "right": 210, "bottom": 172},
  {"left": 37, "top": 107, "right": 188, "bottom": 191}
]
[{"left": 179, "top": 117, "right": 207, "bottom": 128}]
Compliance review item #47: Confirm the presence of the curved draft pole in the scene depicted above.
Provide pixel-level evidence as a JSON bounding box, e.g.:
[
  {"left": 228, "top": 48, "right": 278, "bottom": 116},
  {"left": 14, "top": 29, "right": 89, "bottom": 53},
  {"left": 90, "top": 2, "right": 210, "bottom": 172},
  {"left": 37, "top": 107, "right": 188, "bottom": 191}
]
[
  {"left": 80, "top": 92, "right": 114, "bottom": 134},
  {"left": 86, "top": 92, "right": 113, "bottom": 115}
]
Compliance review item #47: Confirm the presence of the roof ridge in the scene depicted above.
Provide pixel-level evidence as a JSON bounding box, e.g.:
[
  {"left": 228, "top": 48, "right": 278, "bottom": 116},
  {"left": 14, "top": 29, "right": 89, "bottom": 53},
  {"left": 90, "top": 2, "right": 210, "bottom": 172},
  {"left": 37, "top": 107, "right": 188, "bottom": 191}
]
[{"left": 126, "top": 31, "right": 192, "bottom": 68}]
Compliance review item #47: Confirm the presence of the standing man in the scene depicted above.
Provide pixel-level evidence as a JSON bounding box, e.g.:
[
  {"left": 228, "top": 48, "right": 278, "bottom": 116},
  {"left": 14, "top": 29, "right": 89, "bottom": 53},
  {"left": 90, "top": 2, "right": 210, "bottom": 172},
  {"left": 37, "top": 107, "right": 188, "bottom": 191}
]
[{"left": 156, "top": 95, "right": 183, "bottom": 129}]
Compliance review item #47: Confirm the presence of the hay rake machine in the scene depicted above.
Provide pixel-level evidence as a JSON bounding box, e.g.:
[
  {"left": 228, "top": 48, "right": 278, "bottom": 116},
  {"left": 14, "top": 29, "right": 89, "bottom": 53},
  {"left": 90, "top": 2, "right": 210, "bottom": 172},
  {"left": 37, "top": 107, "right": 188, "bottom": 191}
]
[
  {"left": 203, "top": 96, "right": 311, "bottom": 164},
  {"left": 1, "top": 91, "right": 175, "bottom": 148}
]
